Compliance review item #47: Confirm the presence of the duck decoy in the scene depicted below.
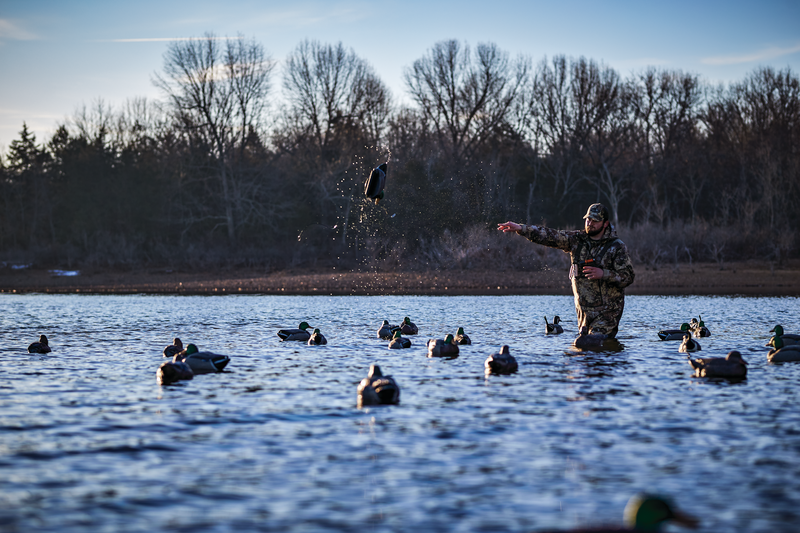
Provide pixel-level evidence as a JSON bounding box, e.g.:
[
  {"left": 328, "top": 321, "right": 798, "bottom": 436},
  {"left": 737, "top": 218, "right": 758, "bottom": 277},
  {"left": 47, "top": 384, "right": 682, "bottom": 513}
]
[
  {"left": 688, "top": 350, "right": 747, "bottom": 378},
  {"left": 174, "top": 344, "right": 230, "bottom": 374},
  {"left": 307, "top": 328, "right": 327, "bottom": 345},
  {"left": 679, "top": 333, "right": 701, "bottom": 353},
  {"left": 27, "top": 334, "right": 52, "bottom": 354},
  {"left": 766, "top": 325, "right": 800, "bottom": 347},
  {"left": 388, "top": 329, "right": 411, "bottom": 349},
  {"left": 545, "top": 315, "right": 564, "bottom": 334},
  {"left": 573, "top": 326, "right": 608, "bottom": 349},
  {"left": 364, "top": 162, "right": 387, "bottom": 204},
  {"left": 454, "top": 326, "right": 471, "bottom": 345},
  {"left": 690, "top": 316, "right": 710, "bottom": 337},
  {"left": 377, "top": 320, "right": 400, "bottom": 340},
  {"left": 157, "top": 361, "right": 194, "bottom": 385},
  {"left": 278, "top": 321, "right": 313, "bottom": 342},
  {"left": 400, "top": 316, "right": 418, "bottom": 335},
  {"left": 484, "top": 345, "right": 518, "bottom": 374},
  {"left": 768, "top": 336, "right": 800, "bottom": 362},
  {"left": 427, "top": 334, "right": 460, "bottom": 358},
  {"left": 163, "top": 337, "right": 183, "bottom": 357},
  {"left": 658, "top": 323, "right": 691, "bottom": 341},
  {"left": 357, "top": 364, "right": 400, "bottom": 407}
]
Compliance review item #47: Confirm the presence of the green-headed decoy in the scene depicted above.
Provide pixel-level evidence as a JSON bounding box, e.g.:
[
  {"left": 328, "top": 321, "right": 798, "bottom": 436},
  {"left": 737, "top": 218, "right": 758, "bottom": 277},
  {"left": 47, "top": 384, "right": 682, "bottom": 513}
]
[
  {"left": 174, "top": 344, "right": 230, "bottom": 374},
  {"left": 454, "top": 327, "right": 471, "bottom": 345},
  {"left": 400, "top": 316, "right": 418, "bottom": 335},
  {"left": 278, "top": 321, "right": 313, "bottom": 342},
  {"left": 658, "top": 323, "right": 690, "bottom": 341},
  {"left": 388, "top": 329, "right": 411, "bottom": 349},
  {"left": 307, "top": 328, "right": 327, "bottom": 345}
]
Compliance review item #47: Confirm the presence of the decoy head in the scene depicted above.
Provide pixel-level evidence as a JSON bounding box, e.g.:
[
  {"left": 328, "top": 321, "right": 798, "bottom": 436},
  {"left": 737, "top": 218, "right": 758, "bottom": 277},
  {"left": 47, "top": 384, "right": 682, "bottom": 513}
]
[
  {"left": 456, "top": 327, "right": 465, "bottom": 336},
  {"left": 382, "top": 320, "right": 390, "bottom": 326},
  {"left": 623, "top": 493, "right": 699, "bottom": 531},
  {"left": 313, "top": 328, "right": 321, "bottom": 335},
  {"left": 726, "top": 350, "right": 747, "bottom": 364},
  {"left": 392, "top": 330, "right": 403, "bottom": 339},
  {"left": 173, "top": 337, "right": 183, "bottom": 348},
  {"left": 499, "top": 345, "right": 511, "bottom": 355},
  {"left": 403, "top": 317, "right": 411, "bottom": 324},
  {"left": 770, "top": 325, "right": 784, "bottom": 336},
  {"left": 185, "top": 343, "right": 199, "bottom": 356},
  {"left": 299, "top": 321, "right": 311, "bottom": 330},
  {"left": 680, "top": 323, "right": 690, "bottom": 332},
  {"left": 444, "top": 334, "right": 455, "bottom": 344},
  {"left": 39, "top": 334, "right": 49, "bottom": 345},
  {"left": 578, "top": 326, "right": 589, "bottom": 335},
  {"left": 772, "top": 336, "right": 785, "bottom": 350},
  {"left": 554, "top": 315, "right": 561, "bottom": 324},
  {"left": 368, "top": 364, "right": 383, "bottom": 378}
]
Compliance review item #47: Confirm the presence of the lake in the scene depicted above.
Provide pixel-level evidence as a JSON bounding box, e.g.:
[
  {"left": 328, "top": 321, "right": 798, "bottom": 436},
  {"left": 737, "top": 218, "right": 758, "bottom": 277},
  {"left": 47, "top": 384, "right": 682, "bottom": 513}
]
[{"left": 1, "top": 294, "right": 799, "bottom": 532}]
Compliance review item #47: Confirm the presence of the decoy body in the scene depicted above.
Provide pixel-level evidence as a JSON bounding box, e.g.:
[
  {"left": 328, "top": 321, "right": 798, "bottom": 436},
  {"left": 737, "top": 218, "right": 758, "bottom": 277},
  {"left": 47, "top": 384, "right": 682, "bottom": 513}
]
[
  {"left": 768, "top": 336, "right": 800, "bottom": 362},
  {"left": 400, "top": 316, "right": 419, "bottom": 335},
  {"left": 545, "top": 315, "right": 564, "bottom": 334},
  {"left": 163, "top": 337, "right": 183, "bottom": 357},
  {"left": 679, "top": 333, "right": 701, "bottom": 353},
  {"left": 157, "top": 361, "right": 194, "bottom": 385},
  {"left": 307, "top": 328, "right": 327, "bottom": 345},
  {"left": 688, "top": 350, "right": 747, "bottom": 378},
  {"left": 454, "top": 326, "right": 471, "bottom": 345},
  {"left": 27, "top": 334, "right": 52, "bottom": 354},
  {"left": 573, "top": 327, "right": 608, "bottom": 349},
  {"left": 689, "top": 317, "right": 710, "bottom": 338},
  {"left": 357, "top": 364, "right": 400, "bottom": 407},
  {"left": 484, "top": 345, "right": 518, "bottom": 374},
  {"left": 278, "top": 321, "right": 313, "bottom": 342},
  {"left": 377, "top": 320, "right": 400, "bottom": 340},
  {"left": 388, "top": 330, "right": 411, "bottom": 349},
  {"left": 427, "top": 334, "right": 460, "bottom": 358},
  {"left": 539, "top": 493, "right": 698, "bottom": 532},
  {"left": 658, "top": 323, "right": 691, "bottom": 341},
  {"left": 364, "top": 162, "right": 387, "bottom": 204},
  {"left": 766, "top": 325, "right": 800, "bottom": 347},
  {"left": 174, "top": 344, "right": 230, "bottom": 374}
]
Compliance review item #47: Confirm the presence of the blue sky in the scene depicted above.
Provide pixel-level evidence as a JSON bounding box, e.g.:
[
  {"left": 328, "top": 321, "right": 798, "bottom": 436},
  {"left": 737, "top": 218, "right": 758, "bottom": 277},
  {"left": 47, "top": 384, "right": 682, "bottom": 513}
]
[{"left": 1, "top": 0, "right": 799, "bottom": 152}]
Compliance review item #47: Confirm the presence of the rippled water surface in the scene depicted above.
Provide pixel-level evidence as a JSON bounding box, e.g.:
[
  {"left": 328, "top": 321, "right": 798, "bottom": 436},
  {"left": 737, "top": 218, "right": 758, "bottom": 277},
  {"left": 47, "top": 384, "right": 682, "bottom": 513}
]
[{"left": 2, "top": 293, "right": 800, "bottom": 532}]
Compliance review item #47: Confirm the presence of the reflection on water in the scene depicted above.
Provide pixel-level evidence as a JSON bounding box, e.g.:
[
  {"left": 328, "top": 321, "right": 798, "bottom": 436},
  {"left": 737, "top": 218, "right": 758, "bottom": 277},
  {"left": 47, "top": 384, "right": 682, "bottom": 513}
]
[{"left": 1, "top": 293, "right": 799, "bottom": 532}]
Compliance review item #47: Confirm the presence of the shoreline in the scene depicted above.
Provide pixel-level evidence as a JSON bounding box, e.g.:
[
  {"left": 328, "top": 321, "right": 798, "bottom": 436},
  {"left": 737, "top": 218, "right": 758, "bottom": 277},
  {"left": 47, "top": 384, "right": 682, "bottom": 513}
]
[{"left": 2, "top": 261, "right": 799, "bottom": 296}]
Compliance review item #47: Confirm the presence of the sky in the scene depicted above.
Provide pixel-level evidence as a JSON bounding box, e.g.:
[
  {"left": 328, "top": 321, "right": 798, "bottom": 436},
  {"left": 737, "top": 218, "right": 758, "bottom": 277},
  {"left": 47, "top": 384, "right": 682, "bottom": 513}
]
[{"left": 1, "top": 0, "right": 799, "bottom": 153}]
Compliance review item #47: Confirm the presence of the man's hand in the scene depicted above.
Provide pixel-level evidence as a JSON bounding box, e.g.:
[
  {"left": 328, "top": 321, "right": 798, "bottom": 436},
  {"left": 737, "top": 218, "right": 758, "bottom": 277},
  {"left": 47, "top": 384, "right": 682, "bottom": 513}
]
[
  {"left": 582, "top": 266, "right": 604, "bottom": 280},
  {"left": 497, "top": 221, "right": 521, "bottom": 233}
]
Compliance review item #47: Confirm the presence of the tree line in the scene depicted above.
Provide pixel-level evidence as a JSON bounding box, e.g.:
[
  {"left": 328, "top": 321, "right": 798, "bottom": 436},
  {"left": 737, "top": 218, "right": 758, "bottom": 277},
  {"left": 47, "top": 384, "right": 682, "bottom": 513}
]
[{"left": 2, "top": 34, "right": 798, "bottom": 272}]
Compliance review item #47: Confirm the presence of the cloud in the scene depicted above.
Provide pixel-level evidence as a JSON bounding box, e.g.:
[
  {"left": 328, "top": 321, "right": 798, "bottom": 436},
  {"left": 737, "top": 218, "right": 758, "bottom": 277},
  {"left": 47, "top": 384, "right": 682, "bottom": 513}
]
[
  {"left": 702, "top": 43, "right": 800, "bottom": 65},
  {"left": 0, "top": 19, "right": 37, "bottom": 40}
]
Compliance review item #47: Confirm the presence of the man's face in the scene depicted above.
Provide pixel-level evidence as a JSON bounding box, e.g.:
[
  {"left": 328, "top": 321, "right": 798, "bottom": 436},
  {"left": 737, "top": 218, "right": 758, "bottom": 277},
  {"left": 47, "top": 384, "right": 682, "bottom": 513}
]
[{"left": 584, "top": 217, "right": 607, "bottom": 237}]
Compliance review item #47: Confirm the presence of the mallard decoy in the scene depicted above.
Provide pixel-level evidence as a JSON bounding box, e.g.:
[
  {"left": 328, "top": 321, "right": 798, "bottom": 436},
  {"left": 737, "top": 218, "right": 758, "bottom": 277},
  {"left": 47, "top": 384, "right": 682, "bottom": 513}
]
[
  {"left": 766, "top": 325, "right": 800, "bottom": 347},
  {"left": 163, "top": 337, "right": 183, "bottom": 357},
  {"left": 27, "top": 334, "right": 52, "bottom": 354},
  {"left": 688, "top": 350, "right": 747, "bottom": 378},
  {"left": 484, "top": 345, "right": 518, "bottom": 374},
  {"left": 388, "top": 329, "right": 412, "bottom": 349},
  {"left": 157, "top": 361, "right": 194, "bottom": 385},
  {"left": 768, "top": 336, "right": 800, "bottom": 362},
  {"left": 658, "top": 323, "right": 690, "bottom": 341},
  {"left": 690, "top": 316, "right": 710, "bottom": 337},
  {"left": 364, "top": 162, "right": 387, "bottom": 204},
  {"left": 573, "top": 326, "right": 608, "bottom": 349},
  {"left": 174, "top": 344, "right": 230, "bottom": 374},
  {"left": 427, "top": 334, "right": 460, "bottom": 358},
  {"left": 307, "top": 328, "right": 327, "bottom": 345},
  {"left": 539, "top": 493, "right": 698, "bottom": 532},
  {"left": 278, "top": 321, "right": 313, "bottom": 342},
  {"left": 400, "top": 316, "right": 418, "bottom": 335},
  {"left": 679, "top": 333, "right": 701, "bottom": 353},
  {"left": 454, "top": 327, "right": 471, "bottom": 345},
  {"left": 357, "top": 364, "right": 400, "bottom": 407},
  {"left": 545, "top": 315, "right": 564, "bottom": 334},
  {"left": 377, "top": 320, "right": 400, "bottom": 340}
]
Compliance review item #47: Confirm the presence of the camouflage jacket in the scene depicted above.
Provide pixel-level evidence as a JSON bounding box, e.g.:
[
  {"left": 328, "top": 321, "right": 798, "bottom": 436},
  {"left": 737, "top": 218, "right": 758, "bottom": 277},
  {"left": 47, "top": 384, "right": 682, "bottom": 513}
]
[{"left": 516, "top": 223, "right": 635, "bottom": 310}]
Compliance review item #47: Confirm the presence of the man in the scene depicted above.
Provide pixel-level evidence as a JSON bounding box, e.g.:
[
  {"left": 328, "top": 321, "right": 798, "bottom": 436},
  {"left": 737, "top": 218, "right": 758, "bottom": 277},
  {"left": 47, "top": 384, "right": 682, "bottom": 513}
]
[{"left": 497, "top": 203, "right": 635, "bottom": 338}]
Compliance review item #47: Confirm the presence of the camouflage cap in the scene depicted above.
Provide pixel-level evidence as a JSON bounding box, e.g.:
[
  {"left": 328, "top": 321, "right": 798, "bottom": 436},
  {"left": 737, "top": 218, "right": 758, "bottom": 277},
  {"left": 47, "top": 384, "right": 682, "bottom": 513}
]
[{"left": 583, "top": 203, "right": 609, "bottom": 222}]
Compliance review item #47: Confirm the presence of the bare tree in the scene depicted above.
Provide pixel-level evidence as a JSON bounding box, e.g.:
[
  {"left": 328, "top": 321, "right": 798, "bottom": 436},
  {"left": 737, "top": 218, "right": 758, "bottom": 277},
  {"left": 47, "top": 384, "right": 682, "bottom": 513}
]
[{"left": 154, "top": 32, "right": 274, "bottom": 242}]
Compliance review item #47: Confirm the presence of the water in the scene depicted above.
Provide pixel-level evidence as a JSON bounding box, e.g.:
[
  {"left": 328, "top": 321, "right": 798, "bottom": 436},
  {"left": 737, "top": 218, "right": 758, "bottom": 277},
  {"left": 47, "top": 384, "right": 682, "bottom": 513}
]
[{"left": 1, "top": 293, "right": 799, "bottom": 532}]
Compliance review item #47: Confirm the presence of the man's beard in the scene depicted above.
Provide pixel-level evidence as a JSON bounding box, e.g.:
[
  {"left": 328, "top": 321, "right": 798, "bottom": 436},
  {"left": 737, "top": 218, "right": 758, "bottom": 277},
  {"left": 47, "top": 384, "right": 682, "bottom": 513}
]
[{"left": 586, "top": 224, "right": 605, "bottom": 237}]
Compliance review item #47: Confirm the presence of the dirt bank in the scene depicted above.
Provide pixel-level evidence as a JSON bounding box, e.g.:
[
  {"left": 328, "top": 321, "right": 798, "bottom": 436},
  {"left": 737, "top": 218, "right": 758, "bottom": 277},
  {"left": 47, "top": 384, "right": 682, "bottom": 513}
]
[{"left": 2, "top": 261, "right": 799, "bottom": 296}]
